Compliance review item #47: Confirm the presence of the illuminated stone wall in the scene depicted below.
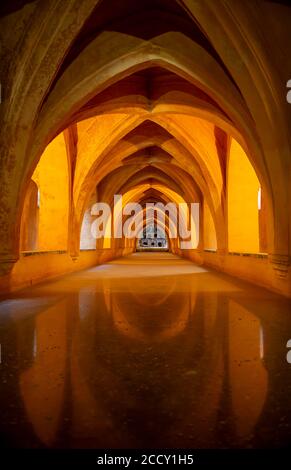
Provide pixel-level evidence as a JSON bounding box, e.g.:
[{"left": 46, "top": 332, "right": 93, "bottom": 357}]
[{"left": 0, "top": 0, "right": 290, "bottom": 296}]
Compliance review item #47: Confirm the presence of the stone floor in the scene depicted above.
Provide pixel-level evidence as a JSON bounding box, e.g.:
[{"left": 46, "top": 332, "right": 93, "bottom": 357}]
[{"left": 0, "top": 252, "right": 291, "bottom": 448}]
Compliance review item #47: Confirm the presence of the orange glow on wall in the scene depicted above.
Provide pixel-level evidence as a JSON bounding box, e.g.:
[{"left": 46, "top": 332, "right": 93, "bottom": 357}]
[
  {"left": 31, "top": 133, "right": 69, "bottom": 251},
  {"left": 227, "top": 138, "right": 260, "bottom": 253}
]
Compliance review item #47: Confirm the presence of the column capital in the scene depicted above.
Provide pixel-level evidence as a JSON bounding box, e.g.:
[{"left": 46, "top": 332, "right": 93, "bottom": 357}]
[{"left": 0, "top": 253, "right": 18, "bottom": 275}]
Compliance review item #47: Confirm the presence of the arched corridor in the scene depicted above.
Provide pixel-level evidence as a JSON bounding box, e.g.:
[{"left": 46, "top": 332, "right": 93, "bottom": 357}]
[
  {"left": 1, "top": 0, "right": 291, "bottom": 455},
  {"left": 1, "top": 0, "right": 291, "bottom": 295}
]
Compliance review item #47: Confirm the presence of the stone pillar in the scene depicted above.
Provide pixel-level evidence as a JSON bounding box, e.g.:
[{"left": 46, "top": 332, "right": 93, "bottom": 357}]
[
  {"left": 0, "top": 195, "right": 20, "bottom": 275},
  {"left": 270, "top": 253, "right": 290, "bottom": 279}
]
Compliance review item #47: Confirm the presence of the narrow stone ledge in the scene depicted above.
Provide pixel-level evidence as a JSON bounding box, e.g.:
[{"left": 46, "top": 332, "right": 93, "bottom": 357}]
[
  {"left": 21, "top": 250, "right": 67, "bottom": 257},
  {"left": 228, "top": 252, "right": 268, "bottom": 259}
]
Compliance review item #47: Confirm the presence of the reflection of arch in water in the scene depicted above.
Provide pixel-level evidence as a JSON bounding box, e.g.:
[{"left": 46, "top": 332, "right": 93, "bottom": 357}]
[
  {"left": 99, "top": 272, "right": 194, "bottom": 342},
  {"left": 109, "top": 291, "right": 191, "bottom": 342},
  {"left": 227, "top": 299, "right": 268, "bottom": 440},
  {"left": 73, "top": 286, "right": 272, "bottom": 446},
  {"left": 127, "top": 275, "right": 178, "bottom": 308},
  {"left": 19, "top": 299, "right": 68, "bottom": 446}
]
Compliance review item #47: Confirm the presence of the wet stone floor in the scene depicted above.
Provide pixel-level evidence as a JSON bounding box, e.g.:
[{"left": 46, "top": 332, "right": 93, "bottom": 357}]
[{"left": 0, "top": 253, "right": 291, "bottom": 448}]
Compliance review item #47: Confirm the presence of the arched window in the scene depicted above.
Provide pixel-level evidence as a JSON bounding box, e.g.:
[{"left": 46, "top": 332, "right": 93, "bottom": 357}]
[{"left": 136, "top": 223, "right": 168, "bottom": 250}]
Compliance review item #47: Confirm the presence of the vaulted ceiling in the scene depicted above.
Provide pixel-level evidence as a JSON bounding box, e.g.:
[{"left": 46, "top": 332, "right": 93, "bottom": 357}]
[{"left": 1, "top": 0, "right": 291, "bottom": 261}]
